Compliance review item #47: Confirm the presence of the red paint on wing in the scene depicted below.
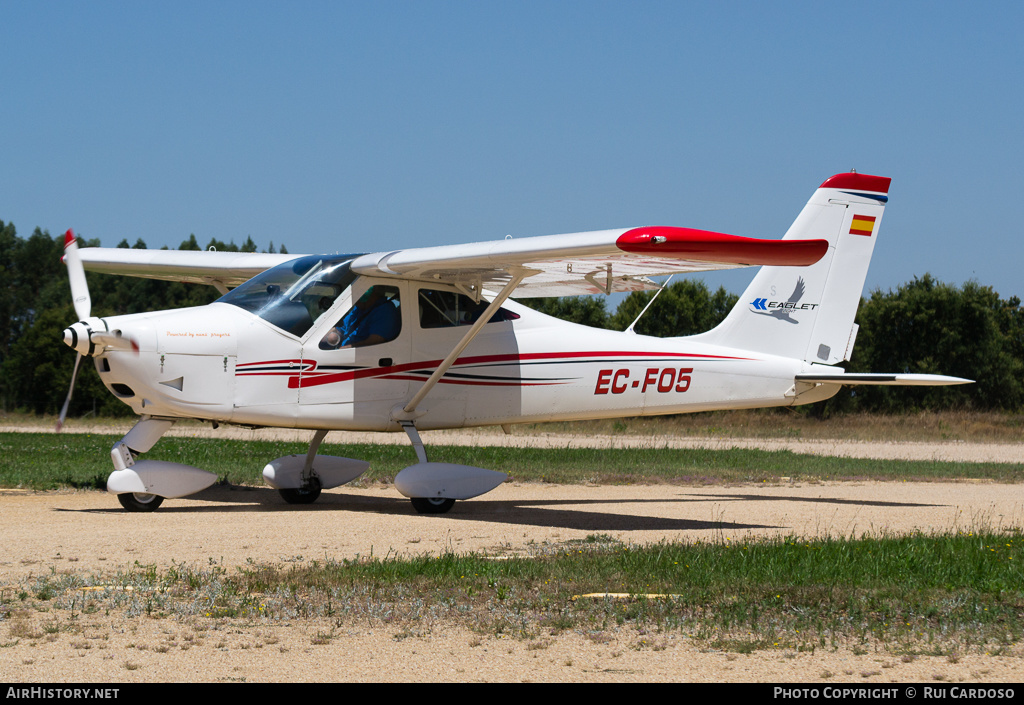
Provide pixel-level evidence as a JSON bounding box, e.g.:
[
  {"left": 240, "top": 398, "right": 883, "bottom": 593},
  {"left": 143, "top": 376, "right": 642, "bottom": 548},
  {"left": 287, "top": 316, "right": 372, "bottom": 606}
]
[{"left": 616, "top": 227, "right": 827, "bottom": 266}]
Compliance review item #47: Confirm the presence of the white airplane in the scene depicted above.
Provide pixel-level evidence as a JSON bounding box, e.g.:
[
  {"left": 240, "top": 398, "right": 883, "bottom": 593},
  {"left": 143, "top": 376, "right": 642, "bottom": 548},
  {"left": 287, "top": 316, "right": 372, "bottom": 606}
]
[{"left": 58, "top": 172, "right": 971, "bottom": 513}]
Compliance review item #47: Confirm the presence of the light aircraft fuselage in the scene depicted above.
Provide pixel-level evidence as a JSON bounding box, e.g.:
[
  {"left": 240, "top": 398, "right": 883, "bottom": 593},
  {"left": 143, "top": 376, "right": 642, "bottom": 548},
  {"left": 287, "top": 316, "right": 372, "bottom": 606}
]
[{"left": 88, "top": 281, "right": 822, "bottom": 432}]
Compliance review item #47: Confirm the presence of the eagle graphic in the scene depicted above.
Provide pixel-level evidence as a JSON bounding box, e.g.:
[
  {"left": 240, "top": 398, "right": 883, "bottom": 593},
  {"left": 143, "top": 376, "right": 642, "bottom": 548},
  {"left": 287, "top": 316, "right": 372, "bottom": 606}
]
[{"left": 751, "top": 277, "right": 805, "bottom": 324}]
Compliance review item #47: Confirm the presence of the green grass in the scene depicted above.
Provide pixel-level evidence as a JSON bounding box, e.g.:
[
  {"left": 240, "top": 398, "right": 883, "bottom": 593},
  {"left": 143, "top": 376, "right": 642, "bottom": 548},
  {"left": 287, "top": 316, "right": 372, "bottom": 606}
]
[
  {"left": 10, "top": 531, "right": 1023, "bottom": 654},
  {"left": 2, "top": 431, "right": 1024, "bottom": 490}
]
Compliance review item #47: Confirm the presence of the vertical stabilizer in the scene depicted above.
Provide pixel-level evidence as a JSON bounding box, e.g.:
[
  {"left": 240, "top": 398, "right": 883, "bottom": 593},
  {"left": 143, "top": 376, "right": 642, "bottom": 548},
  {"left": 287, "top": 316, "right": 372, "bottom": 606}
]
[{"left": 690, "top": 172, "right": 890, "bottom": 364}]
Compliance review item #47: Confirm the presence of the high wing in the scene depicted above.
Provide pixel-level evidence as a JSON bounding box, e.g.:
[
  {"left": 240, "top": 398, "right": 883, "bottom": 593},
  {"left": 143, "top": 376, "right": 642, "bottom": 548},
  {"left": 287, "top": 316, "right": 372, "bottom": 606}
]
[
  {"left": 78, "top": 226, "right": 828, "bottom": 298},
  {"left": 78, "top": 248, "right": 304, "bottom": 292}
]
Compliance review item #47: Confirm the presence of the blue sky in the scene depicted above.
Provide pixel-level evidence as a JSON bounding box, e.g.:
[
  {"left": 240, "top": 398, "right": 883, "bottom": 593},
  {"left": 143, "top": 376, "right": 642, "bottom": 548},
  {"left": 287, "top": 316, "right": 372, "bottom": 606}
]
[{"left": 3, "top": 1, "right": 1022, "bottom": 304}]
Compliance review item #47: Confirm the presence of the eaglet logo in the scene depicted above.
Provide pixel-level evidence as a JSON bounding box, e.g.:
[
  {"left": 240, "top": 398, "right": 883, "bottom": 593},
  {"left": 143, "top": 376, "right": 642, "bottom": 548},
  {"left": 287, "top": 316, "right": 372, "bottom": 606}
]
[{"left": 749, "top": 277, "right": 818, "bottom": 324}]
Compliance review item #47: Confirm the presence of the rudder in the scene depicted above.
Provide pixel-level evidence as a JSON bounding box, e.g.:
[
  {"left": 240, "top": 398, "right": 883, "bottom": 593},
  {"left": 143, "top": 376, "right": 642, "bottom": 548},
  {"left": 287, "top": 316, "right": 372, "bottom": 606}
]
[{"left": 690, "top": 172, "right": 891, "bottom": 364}]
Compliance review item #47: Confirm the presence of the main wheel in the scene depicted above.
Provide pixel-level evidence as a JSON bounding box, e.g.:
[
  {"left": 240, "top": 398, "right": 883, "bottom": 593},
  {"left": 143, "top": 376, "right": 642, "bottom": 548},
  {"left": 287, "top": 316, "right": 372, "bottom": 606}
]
[
  {"left": 278, "top": 481, "right": 322, "bottom": 505},
  {"left": 117, "top": 492, "right": 164, "bottom": 512},
  {"left": 411, "top": 497, "right": 455, "bottom": 515}
]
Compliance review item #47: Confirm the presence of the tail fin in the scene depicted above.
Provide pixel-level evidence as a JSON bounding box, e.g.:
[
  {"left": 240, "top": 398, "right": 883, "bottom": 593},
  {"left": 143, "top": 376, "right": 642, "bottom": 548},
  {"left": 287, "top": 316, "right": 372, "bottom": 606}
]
[{"left": 691, "top": 172, "right": 890, "bottom": 364}]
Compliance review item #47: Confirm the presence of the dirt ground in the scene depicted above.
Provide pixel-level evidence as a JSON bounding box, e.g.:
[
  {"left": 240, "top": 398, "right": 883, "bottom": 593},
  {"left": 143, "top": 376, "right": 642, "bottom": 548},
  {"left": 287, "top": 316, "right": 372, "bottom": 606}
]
[{"left": 1, "top": 426, "right": 1023, "bottom": 683}]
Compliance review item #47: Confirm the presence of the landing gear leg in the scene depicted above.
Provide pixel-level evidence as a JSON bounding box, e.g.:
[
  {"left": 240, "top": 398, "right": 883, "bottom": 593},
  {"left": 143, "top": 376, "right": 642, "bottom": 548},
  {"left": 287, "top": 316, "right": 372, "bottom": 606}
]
[
  {"left": 400, "top": 420, "right": 428, "bottom": 464},
  {"left": 400, "top": 421, "right": 456, "bottom": 515},
  {"left": 278, "top": 430, "right": 327, "bottom": 505},
  {"left": 109, "top": 416, "right": 175, "bottom": 513}
]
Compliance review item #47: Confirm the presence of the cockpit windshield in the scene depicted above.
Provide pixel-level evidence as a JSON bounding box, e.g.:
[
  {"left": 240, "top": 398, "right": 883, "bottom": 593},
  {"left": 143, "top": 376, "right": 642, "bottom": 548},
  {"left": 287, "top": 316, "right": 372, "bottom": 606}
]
[{"left": 217, "top": 254, "right": 362, "bottom": 337}]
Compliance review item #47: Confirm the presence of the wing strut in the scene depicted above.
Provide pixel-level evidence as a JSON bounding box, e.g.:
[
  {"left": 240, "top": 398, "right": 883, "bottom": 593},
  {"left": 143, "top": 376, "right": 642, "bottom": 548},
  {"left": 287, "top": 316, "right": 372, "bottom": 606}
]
[
  {"left": 396, "top": 269, "right": 531, "bottom": 419},
  {"left": 625, "top": 274, "right": 674, "bottom": 334}
]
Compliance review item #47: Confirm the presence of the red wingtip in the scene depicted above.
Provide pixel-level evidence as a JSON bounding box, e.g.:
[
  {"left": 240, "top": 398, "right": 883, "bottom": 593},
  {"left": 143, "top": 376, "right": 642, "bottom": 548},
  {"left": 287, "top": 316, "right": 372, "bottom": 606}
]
[
  {"left": 616, "top": 227, "right": 828, "bottom": 266},
  {"left": 64, "top": 229, "right": 76, "bottom": 249}
]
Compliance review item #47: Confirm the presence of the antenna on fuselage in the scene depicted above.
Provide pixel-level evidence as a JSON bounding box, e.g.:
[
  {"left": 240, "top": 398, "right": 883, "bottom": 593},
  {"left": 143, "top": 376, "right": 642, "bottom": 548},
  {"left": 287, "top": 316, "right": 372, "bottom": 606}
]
[{"left": 624, "top": 274, "right": 674, "bottom": 334}]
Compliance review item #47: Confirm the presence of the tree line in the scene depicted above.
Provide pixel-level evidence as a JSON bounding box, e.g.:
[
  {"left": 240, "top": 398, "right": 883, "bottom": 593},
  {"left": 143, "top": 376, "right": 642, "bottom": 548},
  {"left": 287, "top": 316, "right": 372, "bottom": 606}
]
[{"left": 2, "top": 221, "right": 1021, "bottom": 419}]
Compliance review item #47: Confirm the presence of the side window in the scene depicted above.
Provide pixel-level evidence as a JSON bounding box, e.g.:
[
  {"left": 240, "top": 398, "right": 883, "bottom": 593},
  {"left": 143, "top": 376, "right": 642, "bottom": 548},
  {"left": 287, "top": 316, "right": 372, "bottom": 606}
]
[
  {"left": 418, "top": 289, "right": 520, "bottom": 329},
  {"left": 319, "top": 285, "right": 401, "bottom": 349}
]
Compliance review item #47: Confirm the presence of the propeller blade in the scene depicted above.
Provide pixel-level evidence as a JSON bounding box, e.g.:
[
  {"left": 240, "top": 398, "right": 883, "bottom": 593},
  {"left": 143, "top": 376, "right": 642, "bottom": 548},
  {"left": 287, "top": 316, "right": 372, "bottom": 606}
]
[
  {"left": 56, "top": 352, "right": 83, "bottom": 432},
  {"left": 63, "top": 229, "right": 91, "bottom": 321}
]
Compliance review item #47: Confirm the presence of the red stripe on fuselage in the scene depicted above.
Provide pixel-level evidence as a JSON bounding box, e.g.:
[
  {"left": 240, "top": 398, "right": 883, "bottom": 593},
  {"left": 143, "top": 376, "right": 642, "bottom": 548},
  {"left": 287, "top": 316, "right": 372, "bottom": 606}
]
[{"left": 270, "top": 350, "right": 751, "bottom": 389}]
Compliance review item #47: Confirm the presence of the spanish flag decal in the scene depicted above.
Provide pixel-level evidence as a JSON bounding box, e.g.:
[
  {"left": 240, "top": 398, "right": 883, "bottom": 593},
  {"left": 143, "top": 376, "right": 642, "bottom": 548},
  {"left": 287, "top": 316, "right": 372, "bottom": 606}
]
[{"left": 849, "top": 214, "right": 877, "bottom": 236}]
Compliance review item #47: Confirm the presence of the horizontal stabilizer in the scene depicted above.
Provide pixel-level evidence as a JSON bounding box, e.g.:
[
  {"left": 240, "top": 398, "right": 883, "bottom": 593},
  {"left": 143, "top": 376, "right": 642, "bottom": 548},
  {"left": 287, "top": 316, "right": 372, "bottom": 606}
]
[{"left": 795, "top": 373, "right": 973, "bottom": 386}]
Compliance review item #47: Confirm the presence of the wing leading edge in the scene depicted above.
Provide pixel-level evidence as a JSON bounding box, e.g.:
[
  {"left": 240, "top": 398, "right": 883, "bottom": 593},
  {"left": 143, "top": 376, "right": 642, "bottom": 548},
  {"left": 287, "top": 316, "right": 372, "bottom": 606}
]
[{"left": 78, "top": 248, "right": 304, "bottom": 289}]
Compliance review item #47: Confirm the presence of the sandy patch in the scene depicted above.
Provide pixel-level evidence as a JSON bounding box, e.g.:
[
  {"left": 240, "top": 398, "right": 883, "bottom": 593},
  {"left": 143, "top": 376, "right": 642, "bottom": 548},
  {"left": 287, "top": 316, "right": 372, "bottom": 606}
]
[{"left": 1, "top": 426, "right": 1022, "bottom": 683}]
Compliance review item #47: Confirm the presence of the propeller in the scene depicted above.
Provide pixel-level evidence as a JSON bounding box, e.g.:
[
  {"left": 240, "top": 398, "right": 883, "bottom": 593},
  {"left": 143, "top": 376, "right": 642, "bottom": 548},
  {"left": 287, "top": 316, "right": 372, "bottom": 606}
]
[
  {"left": 56, "top": 229, "right": 140, "bottom": 431},
  {"left": 56, "top": 229, "right": 89, "bottom": 432}
]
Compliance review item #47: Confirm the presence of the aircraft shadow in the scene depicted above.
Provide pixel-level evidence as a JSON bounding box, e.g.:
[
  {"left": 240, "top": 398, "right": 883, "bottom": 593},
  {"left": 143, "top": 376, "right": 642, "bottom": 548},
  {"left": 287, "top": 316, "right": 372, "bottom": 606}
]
[
  {"left": 55, "top": 482, "right": 943, "bottom": 533},
  {"left": 61, "top": 488, "right": 768, "bottom": 531},
  {"left": 688, "top": 492, "right": 942, "bottom": 508}
]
